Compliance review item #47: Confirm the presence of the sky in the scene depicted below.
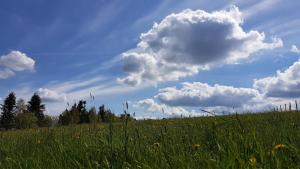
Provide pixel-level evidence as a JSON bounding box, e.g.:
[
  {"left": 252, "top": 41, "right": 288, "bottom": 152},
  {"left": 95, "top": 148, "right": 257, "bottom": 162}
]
[{"left": 0, "top": 0, "right": 300, "bottom": 119}]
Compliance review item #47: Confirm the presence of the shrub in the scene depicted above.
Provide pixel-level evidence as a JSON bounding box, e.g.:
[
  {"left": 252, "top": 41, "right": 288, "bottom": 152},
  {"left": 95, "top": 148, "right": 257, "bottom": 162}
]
[
  {"left": 38, "top": 115, "right": 53, "bottom": 127},
  {"left": 15, "top": 112, "right": 38, "bottom": 129}
]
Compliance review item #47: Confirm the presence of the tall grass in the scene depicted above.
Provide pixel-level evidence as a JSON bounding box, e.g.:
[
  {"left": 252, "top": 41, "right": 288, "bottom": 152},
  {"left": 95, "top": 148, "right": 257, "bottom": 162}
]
[{"left": 0, "top": 111, "right": 299, "bottom": 168}]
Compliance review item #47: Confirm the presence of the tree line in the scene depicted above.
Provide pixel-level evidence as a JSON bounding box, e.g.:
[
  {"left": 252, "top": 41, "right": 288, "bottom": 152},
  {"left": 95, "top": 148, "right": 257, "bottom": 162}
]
[
  {"left": 0, "top": 92, "right": 51, "bottom": 130},
  {"left": 0, "top": 92, "right": 131, "bottom": 130},
  {"left": 58, "top": 101, "right": 122, "bottom": 125}
]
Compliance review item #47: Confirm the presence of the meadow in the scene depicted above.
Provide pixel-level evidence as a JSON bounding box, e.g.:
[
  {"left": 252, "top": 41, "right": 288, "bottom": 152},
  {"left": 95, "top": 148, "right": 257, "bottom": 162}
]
[{"left": 0, "top": 111, "right": 299, "bottom": 169}]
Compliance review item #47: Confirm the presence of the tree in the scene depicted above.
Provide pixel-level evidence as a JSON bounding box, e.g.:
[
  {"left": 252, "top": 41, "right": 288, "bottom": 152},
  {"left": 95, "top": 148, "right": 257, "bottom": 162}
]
[
  {"left": 77, "top": 100, "right": 88, "bottom": 123},
  {"left": 16, "top": 99, "right": 27, "bottom": 114},
  {"left": 98, "top": 104, "right": 106, "bottom": 122},
  {"left": 98, "top": 105, "right": 117, "bottom": 122},
  {"left": 88, "top": 107, "right": 98, "bottom": 123},
  {"left": 58, "top": 109, "right": 70, "bottom": 125},
  {"left": 39, "top": 115, "right": 53, "bottom": 127},
  {"left": 15, "top": 112, "right": 38, "bottom": 129},
  {"left": 58, "top": 103, "right": 80, "bottom": 125},
  {"left": 28, "top": 93, "right": 45, "bottom": 125},
  {"left": 1, "top": 92, "right": 16, "bottom": 129}
]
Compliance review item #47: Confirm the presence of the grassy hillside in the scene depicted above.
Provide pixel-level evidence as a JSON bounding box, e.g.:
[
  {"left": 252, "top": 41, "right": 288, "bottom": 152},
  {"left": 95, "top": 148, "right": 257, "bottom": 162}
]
[{"left": 0, "top": 111, "right": 300, "bottom": 169}]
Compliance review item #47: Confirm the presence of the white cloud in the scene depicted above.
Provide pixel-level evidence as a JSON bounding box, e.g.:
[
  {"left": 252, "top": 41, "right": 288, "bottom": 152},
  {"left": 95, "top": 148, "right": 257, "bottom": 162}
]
[
  {"left": 0, "top": 51, "right": 35, "bottom": 71},
  {"left": 6, "top": 75, "right": 149, "bottom": 115},
  {"left": 242, "top": 0, "right": 280, "bottom": 19},
  {"left": 0, "top": 68, "right": 15, "bottom": 79},
  {"left": 134, "top": 116, "right": 160, "bottom": 120},
  {"left": 291, "top": 45, "right": 300, "bottom": 54},
  {"left": 133, "top": 95, "right": 272, "bottom": 117},
  {"left": 156, "top": 82, "right": 261, "bottom": 108},
  {"left": 134, "top": 98, "right": 203, "bottom": 117},
  {"left": 0, "top": 51, "right": 35, "bottom": 79},
  {"left": 119, "top": 6, "right": 283, "bottom": 86},
  {"left": 133, "top": 81, "right": 278, "bottom": 116},
  {"left": 36, "top": 88, "right": 67, "bottom": 103},
  {"left": 254, "top": 59, "right": 300, "bottom": 98}
]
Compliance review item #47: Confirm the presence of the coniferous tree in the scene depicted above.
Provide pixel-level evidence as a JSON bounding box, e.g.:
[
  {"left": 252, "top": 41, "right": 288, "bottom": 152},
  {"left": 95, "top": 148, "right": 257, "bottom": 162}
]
[
  {"left": 1, "top": 92, "right": 16, "bottom": 129},
  {"left": 77, "top": 100, "right": 88, "bottom": 123},
  {"left": 99, "top": 104, "right": 105, "bottom": 122},
  {"left": 28, "top": 93, "right": 45, "bottom": 124}
]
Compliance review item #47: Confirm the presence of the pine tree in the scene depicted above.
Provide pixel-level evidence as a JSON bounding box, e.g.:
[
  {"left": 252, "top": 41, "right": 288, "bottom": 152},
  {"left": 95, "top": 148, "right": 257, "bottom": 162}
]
[
  {"left": 28, "top": 93, "right": 45, "bottom": 124},
  {"left": 99, "top": 104, "right": 106, "bottom": 122},
  {"left": 77, "top": 100, "right": 88, "bottom": 123},
  {"left": 1, "top": 92, "right": 16, "bottom": 130}
]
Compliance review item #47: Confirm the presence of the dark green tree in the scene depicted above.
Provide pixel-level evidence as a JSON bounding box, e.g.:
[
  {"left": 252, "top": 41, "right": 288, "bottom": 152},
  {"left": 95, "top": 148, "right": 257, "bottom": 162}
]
[
  {"left": 98, "top": 104, "right": 106, "bottom": 122},
  {"left": 88, "top": 107, "right": 98, "bottom": 123},
  {"left": 58, "top": 103, "right": 81, "bottom": 125},
  {"left": 58, "top": 109, "right": 70, "bottom": 125},
  {"left": 77, "top": 100, "right": 88, "bottom": 123},
  {"left": 40, "top": 115, "right": 53, "bottom": 127},
  {"left": 98, "top": 105, "right": 117, "bottom": 122},
  {"left": 1, "top": 92, "right": 16, "bottom": 130},
  {"left": 28, "top": 93, "right": 45, "bottom": 125}
]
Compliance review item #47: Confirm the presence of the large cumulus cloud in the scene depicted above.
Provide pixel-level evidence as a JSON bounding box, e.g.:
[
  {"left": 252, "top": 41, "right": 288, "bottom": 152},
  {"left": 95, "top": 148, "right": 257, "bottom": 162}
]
[
  {"left": 134, "top": 82, "right": 274, "bottom": 116},
  {"left": 119, "top": 6, "right": 282, "bottom": 86},
  {"left": 0, "top": 51, "right": 35, "bottom": 79},
  {"left": 254, "top": 59, "right": 300, "bottom": 98},
  {"left": 156, "top": 82, "right": 261, "bottom": 107},
  {"left": 134, "top": 57, "right": 300, "bottom": 116}
]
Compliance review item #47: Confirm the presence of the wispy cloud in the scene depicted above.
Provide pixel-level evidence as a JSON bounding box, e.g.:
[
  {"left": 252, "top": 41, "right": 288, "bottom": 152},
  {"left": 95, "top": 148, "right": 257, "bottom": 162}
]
[
  {"left": 242, "top": 0, "right": 281, "bottom": 19},
  {"left": 12, "top": 75, "right": 149, "bottom": 115}
]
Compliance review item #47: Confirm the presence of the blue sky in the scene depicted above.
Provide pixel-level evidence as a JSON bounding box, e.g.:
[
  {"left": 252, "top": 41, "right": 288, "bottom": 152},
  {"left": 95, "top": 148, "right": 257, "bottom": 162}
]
[{"left": 0, "top": 0, "right": 300, "bottom": 118}]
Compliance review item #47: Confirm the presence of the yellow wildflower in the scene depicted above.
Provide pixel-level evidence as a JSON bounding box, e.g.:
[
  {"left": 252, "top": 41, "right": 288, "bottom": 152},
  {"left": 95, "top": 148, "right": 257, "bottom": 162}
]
[
  {"left": 192, "top": 144, "right": 201, "bottom": 150},
  {"left": 37, "top": 140, "right": 41, "bottom": 144},
  {"left": 274, "top": 144, "right": 286, "bottom": 150},
  {"left": 272, "top": 144, "right": 287, "bottom": 156},
  {"left": 249, "top": 156, "right": 257, "bottom": 166}
]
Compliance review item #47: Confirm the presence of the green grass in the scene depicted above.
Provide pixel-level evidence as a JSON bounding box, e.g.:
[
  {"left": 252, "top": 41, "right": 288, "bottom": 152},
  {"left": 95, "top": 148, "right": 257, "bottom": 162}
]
[{"left": 0, "top": 111, "right": 300, "bottom": 169}]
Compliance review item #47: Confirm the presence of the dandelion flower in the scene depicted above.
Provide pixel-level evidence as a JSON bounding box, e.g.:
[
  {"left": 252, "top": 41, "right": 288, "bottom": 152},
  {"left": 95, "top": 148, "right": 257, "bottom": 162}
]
[
  {"left": 274, "top": 144, "right": 286, "bottom": 150},
  {"left": 249, "top": 156, "right": 257, "bottom": 166},
  {"left": 192, "top": 144, "right": 200, "bottom": 150},
  {"left": 272, "top": 144, "right": 287, "bottom": 155}
]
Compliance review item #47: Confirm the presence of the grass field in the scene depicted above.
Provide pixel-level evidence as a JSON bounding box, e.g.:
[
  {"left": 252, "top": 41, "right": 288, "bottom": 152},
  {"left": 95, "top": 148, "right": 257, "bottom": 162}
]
[{"left": 0, "top": 111, "right": 299, "bottom": 169}]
